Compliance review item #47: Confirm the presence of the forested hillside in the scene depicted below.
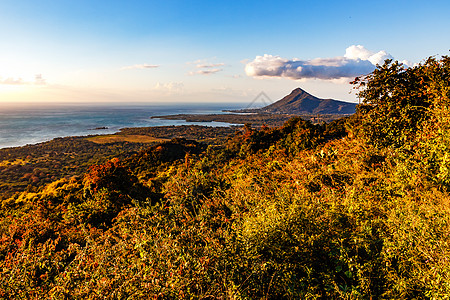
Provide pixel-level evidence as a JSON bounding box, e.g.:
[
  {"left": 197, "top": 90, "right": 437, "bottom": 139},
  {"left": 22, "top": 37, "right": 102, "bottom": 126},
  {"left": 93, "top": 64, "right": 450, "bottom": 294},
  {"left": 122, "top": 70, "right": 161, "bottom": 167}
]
[
  {"left": 1, "top": 56, "right": 449, "bottom": 299},
  {"left": 0, "top": 126, "right": 237, "bottom": 201}
]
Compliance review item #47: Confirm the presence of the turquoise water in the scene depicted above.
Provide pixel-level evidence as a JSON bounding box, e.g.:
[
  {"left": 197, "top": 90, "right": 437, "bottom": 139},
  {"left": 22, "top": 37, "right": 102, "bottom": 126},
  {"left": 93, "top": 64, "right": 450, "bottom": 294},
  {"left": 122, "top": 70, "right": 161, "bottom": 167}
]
[{"left": 0, "top": 102, "right": 243, "bottom": 149}]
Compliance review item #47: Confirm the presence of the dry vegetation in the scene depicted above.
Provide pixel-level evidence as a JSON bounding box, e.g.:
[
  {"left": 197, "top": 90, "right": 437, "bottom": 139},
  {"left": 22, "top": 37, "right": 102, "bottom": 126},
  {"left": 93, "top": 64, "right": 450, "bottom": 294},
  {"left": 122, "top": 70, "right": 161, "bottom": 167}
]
[
  {"left": 0, "top": 126, "right": 237, "bottom": 201},
  {"left": 0, "top": 56, "right": 449, "bottom": 299},
  {"left": 86, "top": 134, "right": 169, "bottom": 144}
]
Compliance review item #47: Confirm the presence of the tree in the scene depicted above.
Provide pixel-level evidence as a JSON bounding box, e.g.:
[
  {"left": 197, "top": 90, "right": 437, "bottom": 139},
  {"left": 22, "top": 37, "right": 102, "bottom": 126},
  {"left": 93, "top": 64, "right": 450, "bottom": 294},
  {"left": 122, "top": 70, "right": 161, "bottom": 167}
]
[{"left": 352, "top": 59, "right": 433, "bottom": 148}]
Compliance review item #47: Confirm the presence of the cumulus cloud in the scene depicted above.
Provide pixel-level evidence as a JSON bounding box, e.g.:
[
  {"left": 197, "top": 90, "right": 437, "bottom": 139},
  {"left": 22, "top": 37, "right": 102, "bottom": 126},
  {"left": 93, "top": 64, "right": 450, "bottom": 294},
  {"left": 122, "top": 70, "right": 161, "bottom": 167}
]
[
  {"left": 121, "top": 63, "right": 159, "bottom": 70},
  {"left": 344, "top": 45, "right": 393, "bottom": 65},
  {"left": 245, "top": 45, "right": 400, "bottom": 80}
]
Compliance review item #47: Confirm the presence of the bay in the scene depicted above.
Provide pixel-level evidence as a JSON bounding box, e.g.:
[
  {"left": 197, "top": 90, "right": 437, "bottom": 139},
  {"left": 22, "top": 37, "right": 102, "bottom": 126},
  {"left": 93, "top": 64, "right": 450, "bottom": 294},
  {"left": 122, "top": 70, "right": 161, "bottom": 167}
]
[{"left": 0, "top": 102, "right": 243, "bottom": 149}]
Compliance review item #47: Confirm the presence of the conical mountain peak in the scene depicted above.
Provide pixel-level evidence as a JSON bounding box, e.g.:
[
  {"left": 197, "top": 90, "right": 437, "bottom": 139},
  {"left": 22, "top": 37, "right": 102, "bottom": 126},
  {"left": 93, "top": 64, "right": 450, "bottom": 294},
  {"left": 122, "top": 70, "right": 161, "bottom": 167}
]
[{"left": 260, "top": 88, "right": 356, "bottom": 115}]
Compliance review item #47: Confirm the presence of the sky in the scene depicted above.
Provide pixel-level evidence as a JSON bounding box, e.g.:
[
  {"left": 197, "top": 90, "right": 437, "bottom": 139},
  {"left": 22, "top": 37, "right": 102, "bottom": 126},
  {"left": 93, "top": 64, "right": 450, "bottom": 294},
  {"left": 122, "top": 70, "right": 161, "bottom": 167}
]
[{"left": 0, "top": 0, "right": 449, "bottom": 105}]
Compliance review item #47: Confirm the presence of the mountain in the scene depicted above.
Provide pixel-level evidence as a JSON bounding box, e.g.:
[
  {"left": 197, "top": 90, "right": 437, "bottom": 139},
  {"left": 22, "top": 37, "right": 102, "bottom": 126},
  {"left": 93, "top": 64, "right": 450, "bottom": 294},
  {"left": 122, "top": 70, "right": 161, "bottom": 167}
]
[{"left": 253, "top": 88, "right": 357, "bottom": 115}]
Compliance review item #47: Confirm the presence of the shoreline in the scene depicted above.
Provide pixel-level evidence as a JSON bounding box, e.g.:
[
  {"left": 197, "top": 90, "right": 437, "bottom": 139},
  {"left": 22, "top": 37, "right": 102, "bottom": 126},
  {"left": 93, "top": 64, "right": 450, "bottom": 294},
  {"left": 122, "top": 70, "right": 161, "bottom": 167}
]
[
  {"left": 0, "top": 120, "right": 239, "bottom": 150},
  {"left": 0, "top": 103, "right": 244, "bottom": 150},
  {"left": 0, "top": 123, "right": 242, "bottom": 151},
  {"left": 152, "top": 112, "right": 350, "bottom": 127},
  {"left": 1, "top": 110, "right": 351, "bottom": 150}
]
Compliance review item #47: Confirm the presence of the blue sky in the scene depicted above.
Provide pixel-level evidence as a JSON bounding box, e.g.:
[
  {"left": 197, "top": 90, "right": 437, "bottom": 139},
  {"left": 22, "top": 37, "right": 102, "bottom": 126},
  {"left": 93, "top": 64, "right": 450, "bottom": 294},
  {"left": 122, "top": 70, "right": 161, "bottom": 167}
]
[{"left": 0, "top": 0, "right": 449, "bottom": 104}]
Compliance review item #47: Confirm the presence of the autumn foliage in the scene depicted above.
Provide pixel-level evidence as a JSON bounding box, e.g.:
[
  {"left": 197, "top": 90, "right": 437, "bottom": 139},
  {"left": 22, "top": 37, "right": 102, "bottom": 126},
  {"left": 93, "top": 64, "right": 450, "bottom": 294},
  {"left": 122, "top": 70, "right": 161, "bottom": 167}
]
[{"left": 1, "top": 55, "right": 450, "bottom": 298}]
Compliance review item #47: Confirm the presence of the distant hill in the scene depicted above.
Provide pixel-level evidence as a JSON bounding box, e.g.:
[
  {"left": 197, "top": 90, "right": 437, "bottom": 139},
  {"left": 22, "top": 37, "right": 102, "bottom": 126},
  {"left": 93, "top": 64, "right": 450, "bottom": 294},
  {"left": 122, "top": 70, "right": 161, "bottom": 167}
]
[{"left": 236, "top": 88, "right": 357, "bottom": 115}]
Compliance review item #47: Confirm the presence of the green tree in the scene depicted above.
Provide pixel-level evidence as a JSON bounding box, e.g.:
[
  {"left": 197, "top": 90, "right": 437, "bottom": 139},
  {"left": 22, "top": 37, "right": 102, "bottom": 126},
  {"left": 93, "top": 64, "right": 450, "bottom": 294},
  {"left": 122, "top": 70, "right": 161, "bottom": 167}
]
[{"left": 352, "top": 59, "right": 433, "bottom": 148}]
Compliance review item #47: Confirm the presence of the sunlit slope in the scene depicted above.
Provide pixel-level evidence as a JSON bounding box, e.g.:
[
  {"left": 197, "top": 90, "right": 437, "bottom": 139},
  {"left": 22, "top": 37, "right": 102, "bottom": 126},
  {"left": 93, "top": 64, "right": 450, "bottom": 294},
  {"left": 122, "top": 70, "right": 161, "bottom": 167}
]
[{"left": 1, "top": 56, "right": 449, "bottom": 298}]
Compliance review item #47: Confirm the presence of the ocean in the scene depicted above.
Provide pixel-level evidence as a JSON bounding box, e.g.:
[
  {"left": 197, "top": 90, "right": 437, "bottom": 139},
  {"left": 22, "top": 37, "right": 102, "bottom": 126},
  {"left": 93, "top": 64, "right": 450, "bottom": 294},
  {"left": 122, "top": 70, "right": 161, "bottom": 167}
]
[{"left": 0, "top": 102, "right": 244, "bottom": 149}]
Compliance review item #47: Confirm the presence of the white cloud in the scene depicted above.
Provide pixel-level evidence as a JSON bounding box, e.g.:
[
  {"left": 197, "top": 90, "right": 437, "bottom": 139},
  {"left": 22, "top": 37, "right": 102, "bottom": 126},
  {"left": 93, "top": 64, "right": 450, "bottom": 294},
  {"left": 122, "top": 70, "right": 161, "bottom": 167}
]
[
  {"left": 121, "top": 63, "right": 159, "bottom": 70},
  {"left": 344, "top": 45, "right": 393, "bottom": 65},
  {"left": 188, "top": 59, "right": 225, "bottom": 75},
  {"left": 0, "top": 77, "right": 25, "bottom": 85},
  {"left": 34, "top": 74, "right": 46, "bottom": 85},
  {"left": 189, "top": 68, "right": 223, "bottom": 76},
  {"left": 0, "top": 74, "right": 47, "bottom": 85},
  {"left": 196, "top": 63, "right": 225, "bottom": 69},
  {"left": 245, "top": 45, "right": 403, "bottom": 80},
  {"left": 401, "top": 59, "right": 415, "bottom": 67}
]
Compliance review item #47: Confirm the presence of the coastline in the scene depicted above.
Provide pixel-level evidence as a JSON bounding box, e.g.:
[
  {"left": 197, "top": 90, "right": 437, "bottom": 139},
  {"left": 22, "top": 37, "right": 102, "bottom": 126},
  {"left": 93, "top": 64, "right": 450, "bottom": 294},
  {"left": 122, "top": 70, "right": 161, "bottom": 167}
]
[
  {"left": 151, "top": 112, "right": 350, "bottom": 127},
  {"left": 0, "top": 103, "right": 244, "bottom": 149},
  {"left": 0, "top": 124, "right": 240, "bottom": 200}
]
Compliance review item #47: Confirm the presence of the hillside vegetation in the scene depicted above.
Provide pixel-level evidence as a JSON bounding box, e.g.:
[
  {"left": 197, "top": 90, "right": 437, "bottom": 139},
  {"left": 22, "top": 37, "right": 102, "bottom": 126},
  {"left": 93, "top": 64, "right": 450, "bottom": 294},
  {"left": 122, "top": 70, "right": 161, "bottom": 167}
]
[
  {"left": 1, "top": 56, "right": 449, "bottom": 299},
  {"left": 0, "top": 126, "right": 236, "bottom": 201}
]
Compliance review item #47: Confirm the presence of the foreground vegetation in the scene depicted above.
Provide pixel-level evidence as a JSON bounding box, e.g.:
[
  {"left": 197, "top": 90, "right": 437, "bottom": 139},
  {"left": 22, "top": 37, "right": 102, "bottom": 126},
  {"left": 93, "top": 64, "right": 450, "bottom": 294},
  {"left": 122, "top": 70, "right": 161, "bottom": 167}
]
[{"left": 1, "top": 56, "right": 449, "bottom": 299}]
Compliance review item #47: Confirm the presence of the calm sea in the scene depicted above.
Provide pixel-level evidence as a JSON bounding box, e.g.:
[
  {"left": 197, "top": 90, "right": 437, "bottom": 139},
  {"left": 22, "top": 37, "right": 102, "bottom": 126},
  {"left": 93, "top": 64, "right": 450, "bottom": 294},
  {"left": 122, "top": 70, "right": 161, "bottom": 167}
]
[{"left": 0, "top": 102, "right": 244, "bottom": 149}]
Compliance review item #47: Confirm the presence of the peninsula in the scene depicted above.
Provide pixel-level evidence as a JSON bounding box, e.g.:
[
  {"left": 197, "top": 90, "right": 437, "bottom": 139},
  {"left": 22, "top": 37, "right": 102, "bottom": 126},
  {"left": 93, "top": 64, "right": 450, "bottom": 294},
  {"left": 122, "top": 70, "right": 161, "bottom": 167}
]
[{"left": 152, "top": 88, "right": 356, "bottom": 126}]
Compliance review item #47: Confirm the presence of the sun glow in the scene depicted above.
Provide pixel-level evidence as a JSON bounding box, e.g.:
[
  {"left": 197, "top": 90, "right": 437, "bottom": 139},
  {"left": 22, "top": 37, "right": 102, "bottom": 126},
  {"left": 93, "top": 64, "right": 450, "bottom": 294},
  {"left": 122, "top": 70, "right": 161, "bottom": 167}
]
[{"left": 0, "top": 84, "right": 28, "bottom": 93}]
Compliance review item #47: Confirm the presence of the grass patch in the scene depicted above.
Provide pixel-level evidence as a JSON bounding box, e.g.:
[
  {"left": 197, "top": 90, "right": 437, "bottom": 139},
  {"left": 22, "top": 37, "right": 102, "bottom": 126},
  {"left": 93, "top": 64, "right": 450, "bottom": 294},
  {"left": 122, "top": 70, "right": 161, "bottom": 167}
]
[{"left": 86, "top": 134, "right": 169, "bottom": 144}]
